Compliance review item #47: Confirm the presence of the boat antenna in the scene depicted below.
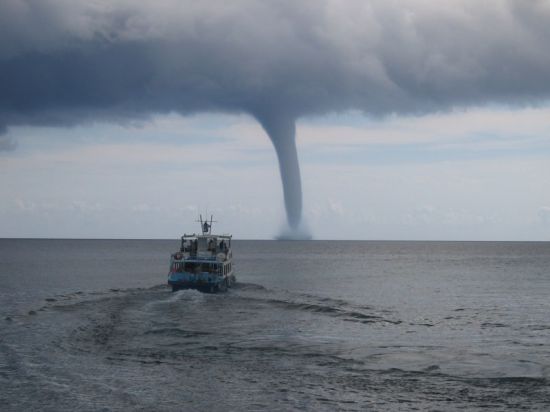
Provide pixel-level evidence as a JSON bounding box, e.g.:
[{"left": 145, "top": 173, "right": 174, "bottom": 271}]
[{"left": 197, "top": 214, "right": 216, "bottom": 234}]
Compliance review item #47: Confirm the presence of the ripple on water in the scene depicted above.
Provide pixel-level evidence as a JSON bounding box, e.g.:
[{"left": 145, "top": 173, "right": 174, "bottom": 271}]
[{"left": 1, "top": 282, "right": 549, "bottom": 411}]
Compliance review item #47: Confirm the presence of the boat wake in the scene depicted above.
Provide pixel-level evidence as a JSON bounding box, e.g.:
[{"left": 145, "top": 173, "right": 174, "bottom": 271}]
[{"left": 1, "top": 283, "right": 549, "bottom": 411}]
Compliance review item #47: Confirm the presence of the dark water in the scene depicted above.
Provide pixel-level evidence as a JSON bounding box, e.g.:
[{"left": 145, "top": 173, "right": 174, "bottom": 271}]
[{"left": 1, "top": 239, "right": 549, "bottom": 411}]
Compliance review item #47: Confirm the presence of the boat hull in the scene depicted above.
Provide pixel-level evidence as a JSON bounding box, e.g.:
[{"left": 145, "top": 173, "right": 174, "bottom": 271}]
[{"left": 168, "top": 271, "right": 235, "bottom": 293}]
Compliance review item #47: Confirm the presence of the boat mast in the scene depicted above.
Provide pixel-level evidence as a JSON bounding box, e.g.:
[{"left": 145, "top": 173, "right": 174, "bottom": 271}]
[{"left": 197, "top": 214, "right": 216, "bottom": 234}]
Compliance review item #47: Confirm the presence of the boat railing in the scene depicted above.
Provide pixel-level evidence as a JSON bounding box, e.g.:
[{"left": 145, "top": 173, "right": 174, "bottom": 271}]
[
  {"left": 181, "top": 234, "right": 232, "bottom": 239},
  {"left": 172, "top": 255, "right": 222, "bottom": 263}
]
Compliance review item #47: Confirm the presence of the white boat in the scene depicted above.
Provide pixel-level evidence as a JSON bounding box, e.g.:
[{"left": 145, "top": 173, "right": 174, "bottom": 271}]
[{"left": 167, "top": 216, "right": 235, "bottom": 292}]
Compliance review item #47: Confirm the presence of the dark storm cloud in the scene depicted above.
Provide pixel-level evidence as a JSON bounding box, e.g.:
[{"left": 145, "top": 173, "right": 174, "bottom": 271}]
[
  {"left": 2, "top": 0, "right": 549, "bottom": 131},
  {"left": 1, "top": 0, "right": 549, "bottom": 230}
]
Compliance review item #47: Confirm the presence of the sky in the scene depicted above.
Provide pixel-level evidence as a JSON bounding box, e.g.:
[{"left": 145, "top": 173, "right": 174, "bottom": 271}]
[{"left": 1, "top": 0, "right": 550, "bottom": 240}]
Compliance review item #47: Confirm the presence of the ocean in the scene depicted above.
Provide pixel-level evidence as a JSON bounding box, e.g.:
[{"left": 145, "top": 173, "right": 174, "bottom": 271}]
[{"left": 1, "top": 239, "right": 549, "bottom": 411}]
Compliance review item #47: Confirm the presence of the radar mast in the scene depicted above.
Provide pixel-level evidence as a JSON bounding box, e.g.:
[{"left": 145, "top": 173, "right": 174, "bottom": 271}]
[{"left": 197, "top": 214, "right": 216, "bottom": 234}]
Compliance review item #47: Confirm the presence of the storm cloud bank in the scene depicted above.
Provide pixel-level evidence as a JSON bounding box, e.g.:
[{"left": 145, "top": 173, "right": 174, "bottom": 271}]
[{"left": 1, "top": 0, "right": 550, "bottom": 230}]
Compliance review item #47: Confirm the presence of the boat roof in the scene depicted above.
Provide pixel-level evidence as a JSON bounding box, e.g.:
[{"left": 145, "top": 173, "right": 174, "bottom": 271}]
[{"left": 181, "top": 233, "right": 232, "bottom": 239}]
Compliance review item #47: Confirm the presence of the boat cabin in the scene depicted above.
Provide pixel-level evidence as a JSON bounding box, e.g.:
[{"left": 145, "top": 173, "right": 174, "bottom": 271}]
[{"left": 168, "top": 215, "right": 235, "bottom": 292}]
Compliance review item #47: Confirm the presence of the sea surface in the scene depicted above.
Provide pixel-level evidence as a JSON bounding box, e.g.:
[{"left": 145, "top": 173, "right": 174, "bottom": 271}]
[{"left": 1, "top": 239, "right": 549, "bottom": 411}]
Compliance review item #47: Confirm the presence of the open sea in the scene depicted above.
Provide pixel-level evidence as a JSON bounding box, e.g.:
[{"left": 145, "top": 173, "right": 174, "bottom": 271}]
[{"left": 1, "top": 239, "right": 549, "bottom": 411}]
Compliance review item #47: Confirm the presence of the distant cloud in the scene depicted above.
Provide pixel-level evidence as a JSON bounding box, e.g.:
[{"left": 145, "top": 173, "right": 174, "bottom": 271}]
[
  {"left": 1, "top": 0, "right": 550, "bottom": 138},
  {"left": 0, "top": 134, "right": 17, "bottom": 151},
  {"left": 538, "top": 206, "right": 550, "bottom": 224}
]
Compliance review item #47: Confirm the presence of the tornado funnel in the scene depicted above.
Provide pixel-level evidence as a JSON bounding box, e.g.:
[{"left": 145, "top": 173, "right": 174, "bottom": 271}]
[{"left": 255, "top": 113, "right": 302, "bottom": 230}]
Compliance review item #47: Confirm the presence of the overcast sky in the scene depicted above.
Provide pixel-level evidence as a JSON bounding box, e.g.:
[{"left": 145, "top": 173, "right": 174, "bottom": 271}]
[{"left": 1, "top": 0, "right": 550, "bottom": 240}]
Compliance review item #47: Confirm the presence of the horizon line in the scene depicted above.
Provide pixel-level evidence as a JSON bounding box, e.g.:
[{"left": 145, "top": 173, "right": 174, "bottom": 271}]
[{"left": 1, "top": 237, "right": 548, "bottom": 243}]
